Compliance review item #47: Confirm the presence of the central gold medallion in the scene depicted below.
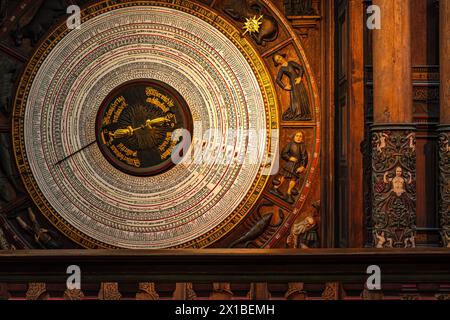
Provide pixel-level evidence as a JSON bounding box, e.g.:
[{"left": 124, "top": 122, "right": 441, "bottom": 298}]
[{"left": 96, "top": 79, "right": 193, "bottom": 176}]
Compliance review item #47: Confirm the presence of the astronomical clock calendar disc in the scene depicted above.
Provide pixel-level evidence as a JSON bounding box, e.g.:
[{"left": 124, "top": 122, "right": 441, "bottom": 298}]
[{"left": 12, "top": 0, "right": 321, "bottom": 249}]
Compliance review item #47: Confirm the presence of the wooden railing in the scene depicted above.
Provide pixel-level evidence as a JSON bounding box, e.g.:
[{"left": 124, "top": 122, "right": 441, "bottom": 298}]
[{"left": 0, "top": 248, "right": 450, "bottom": 300}]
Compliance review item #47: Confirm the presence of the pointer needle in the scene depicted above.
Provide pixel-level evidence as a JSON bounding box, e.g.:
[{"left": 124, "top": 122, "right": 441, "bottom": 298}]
[{"left": 55, "top": 140, "right": 97, "bottom": 166}]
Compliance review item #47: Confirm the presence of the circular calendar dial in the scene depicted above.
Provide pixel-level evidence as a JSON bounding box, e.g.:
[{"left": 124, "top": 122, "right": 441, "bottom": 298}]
[{"left": 12, "top": 1, "right": 279, "bottom": 248}]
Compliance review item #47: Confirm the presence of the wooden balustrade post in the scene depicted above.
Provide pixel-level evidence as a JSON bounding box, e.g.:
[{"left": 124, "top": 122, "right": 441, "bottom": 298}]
[
  {"left": 361, "top": 287, "right": 384, "bottom": 300},
  {"left": 284, "top": 282, "right": 307, "bottom": 300},
  {"left": 63, "top": 289, "right": 84, "bottom": 300},
  {"left": 26, "top": 282, "right": 49, "bottom": 300},
  {"left": 173, "top": 283, "right": 197, "bottom": 300},
  {"left": 209, "top": 283, "right": 233, "bottom": 300},
  {"left": 247, "top": 283, "right": 271, "bottom": 300},
  {"left": 321, "top": 282, "right": 345, "bottom": 300},
  {"left": 136, "top": 282, "right": 159, "bottom": 300},
  {"left": 98, "top": 282, "right": 122, "bottom": 300}
]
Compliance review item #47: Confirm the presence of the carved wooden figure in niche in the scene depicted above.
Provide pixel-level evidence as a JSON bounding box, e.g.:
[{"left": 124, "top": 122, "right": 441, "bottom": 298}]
[
  {"left": 223, "top": 0, "right": 278, "bottom": 46},
  {"left": 273, "top": 54, "right": 312, "bottom": 121},
  {"left": 270, "top": 131, "right": 308, "bottom": 204}
]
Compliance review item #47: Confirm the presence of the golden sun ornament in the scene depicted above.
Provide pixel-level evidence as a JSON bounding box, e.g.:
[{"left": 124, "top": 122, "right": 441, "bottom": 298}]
[{"left": 242, "top": 15, "right": 264, "bottom": 36}]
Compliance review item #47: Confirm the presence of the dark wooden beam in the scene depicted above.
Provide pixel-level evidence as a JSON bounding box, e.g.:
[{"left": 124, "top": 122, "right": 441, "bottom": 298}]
[{"left": 0, "top": 248, "right": 449, "bottom": 283}]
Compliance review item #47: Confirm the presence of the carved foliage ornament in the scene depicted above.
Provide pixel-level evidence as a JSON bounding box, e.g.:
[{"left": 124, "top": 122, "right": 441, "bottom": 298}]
[
  {"left": 438, "top": 131, "right": 450, "bottom": 247},
  {"left": 371, "top": 129, "right": 416, "bottom": 248}
]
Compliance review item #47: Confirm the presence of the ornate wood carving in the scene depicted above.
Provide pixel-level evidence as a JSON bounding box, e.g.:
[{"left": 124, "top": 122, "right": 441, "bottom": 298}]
[
  {"left": 361, "top": 288, "right": 384, "bottom": 300},
  {"left": 26, "top": 282, "right": 48, "bottom": 300},
  {"left": 63, "top": 289, "right": 84, "bottom": 300},
  {"left": 173, "top": 283, "right": 197, "bottom": 300},
  {"left": 222, "top": 0, "right": 279, "bottom": 46},
  {"left": 136, "top": 282, "right": 159, "bottom": 300},
  {"left": 321, "top": 282, "right": 345, "bottom": 300},
  {"left": 284, "top": 282, "right": 307, "bottom": 300},
  {"left": 438, "top": 128, "right": 450, "bottom": 247},
  {"left": 210, "top": 283, "right": 233, "bottom": 300},
  {"left": 371, "top": 128, "right": 417, "bottom": 248},
  {"left": 98, "top": 282, "right": 122, "bottom": 300}
]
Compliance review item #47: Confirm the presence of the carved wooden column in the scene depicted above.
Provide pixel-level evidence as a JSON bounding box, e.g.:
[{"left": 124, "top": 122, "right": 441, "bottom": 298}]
[
  {"left": 371, "top": 0, "right": 416, "bottom": 248},
  {"left": 438, "top": 0, "right": 450, "bottom": 248}
]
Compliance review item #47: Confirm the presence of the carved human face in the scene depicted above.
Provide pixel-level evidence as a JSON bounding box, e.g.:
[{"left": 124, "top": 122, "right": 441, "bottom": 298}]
[
  {"left": 396, "top": 167, "right": 402, "bottom": 177},
  {"left": 274, "top": 54, "right": 285, "bottom": 65},
  {"left": 305, "top": 216, "right": 314, "bottom": 226},
  {"left": 294, "top": 132, "right": 304, "bottom": 143}
]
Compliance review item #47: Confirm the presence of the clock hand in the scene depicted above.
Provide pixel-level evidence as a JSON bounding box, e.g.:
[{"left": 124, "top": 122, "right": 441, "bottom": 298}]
[
  {"left": 108, "top": 115, "right": 174, "bottom": 140},
  {"left": 55, "top": 139, "right": 97, "bottom": 165}
]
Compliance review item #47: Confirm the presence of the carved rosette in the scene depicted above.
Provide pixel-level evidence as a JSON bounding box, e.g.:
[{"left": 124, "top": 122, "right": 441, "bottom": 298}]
[
  {"left": 371, "top": 127, "right": 416, "bottom": 248},
  {"left": 438, "top": 127, "right": 450, "bottom": 248}
]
